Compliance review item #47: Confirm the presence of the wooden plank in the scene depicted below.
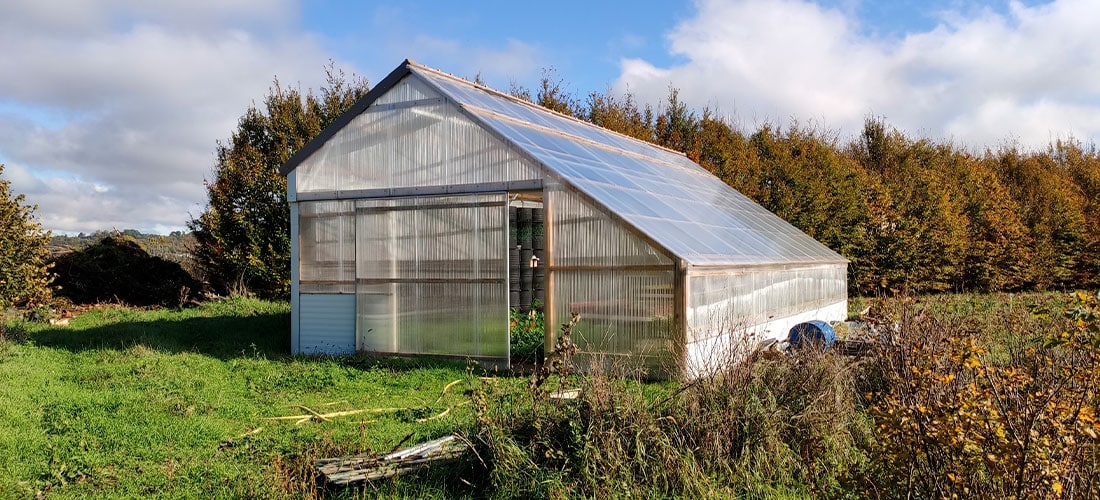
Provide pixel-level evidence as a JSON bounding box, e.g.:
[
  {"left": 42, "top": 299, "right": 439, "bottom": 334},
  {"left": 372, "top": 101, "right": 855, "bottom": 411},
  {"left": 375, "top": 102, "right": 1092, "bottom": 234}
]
[{"left": 317, "top": 434, "right": 471, "bottom": 486}]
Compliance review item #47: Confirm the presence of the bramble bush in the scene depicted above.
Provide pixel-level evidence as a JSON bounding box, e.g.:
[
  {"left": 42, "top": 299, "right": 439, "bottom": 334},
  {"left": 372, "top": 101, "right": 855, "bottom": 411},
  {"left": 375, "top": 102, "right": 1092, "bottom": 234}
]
[
  {"left": 863, "top": 292, "right": 1100, "bottom": 498},
  {"left": 474, "top": 315, "right": 874, "bottom": 498}
]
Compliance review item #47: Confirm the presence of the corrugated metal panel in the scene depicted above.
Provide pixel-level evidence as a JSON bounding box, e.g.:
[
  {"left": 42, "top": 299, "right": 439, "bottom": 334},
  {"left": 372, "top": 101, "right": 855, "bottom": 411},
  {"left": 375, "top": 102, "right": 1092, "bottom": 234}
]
[{"left": 299, "top": 294, "right": 356, "bottom": 355}]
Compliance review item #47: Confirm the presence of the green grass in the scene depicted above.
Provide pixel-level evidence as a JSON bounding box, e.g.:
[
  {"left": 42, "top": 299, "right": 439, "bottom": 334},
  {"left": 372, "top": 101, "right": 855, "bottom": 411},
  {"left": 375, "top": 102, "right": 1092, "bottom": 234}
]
[
  {"left": 5, "top": 292, "right": 1092, "bottom": 498},
  {"left": 0, "top": 297, "right": 499, "bottom": 498}
]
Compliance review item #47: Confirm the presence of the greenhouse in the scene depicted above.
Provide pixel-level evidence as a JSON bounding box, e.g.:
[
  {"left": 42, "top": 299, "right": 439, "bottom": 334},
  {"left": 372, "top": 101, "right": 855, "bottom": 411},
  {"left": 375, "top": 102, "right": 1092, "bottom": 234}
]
[{"left": 281, "top": 59, "right": 848, "bottom": 377}]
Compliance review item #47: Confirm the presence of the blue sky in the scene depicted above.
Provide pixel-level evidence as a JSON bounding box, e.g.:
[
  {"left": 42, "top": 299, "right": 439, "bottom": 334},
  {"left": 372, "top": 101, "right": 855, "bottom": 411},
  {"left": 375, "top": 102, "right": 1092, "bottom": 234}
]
[
  {"left": 0, "top": 0, "right": 1096, "bottom": 234},
  {"left": 299, "top": 0, "right": 694, "bottom": 94}
]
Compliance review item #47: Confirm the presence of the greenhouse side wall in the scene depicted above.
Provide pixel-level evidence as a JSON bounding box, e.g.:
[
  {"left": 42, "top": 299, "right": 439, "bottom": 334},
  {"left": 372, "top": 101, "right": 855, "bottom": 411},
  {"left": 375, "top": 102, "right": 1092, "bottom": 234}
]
[
  {"left": 684, "top": 263, "right": 847, "bottom": 376},
  {"left": 546, "top": 182, "right": 680, "bottom": 377}
]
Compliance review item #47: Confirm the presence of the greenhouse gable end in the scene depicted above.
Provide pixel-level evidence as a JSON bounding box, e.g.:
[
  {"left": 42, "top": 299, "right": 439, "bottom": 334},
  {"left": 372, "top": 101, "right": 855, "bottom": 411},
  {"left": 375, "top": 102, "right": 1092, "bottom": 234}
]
[{"left": 281, "top": 59, "right": 848, "bottom": 378}]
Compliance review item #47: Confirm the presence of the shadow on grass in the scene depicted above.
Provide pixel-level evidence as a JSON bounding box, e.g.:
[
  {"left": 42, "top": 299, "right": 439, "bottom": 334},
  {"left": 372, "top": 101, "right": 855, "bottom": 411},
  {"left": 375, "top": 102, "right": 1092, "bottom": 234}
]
[
  {"left": 29, "top": 309, "right": 500, "bottom": 375},
  {"left": 30, "top": 311, "right": 292, "bottom": 361}
]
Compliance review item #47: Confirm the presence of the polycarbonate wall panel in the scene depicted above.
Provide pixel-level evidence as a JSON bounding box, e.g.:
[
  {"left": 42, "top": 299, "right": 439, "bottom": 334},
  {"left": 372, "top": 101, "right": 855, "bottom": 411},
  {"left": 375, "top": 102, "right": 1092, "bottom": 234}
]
[
  {"left": 406, "top": 64, "right": 845, "bottom": 267},
  {"left": 686, "top": 264, "right": 847, "bottom": 343},
  {"left": 413, "top": 67, "right": 688, "bottom": 168},
  {"left": 295, "top": 80, "right": 542, "bottom": 193},
  {"left": 548, "top": 183, "right": 672, "bottom": 267},
  {"left": 298, "top": 200, "right": 355, "bottom": 293},
  {"left": 553, "top": 269, "right": 677, "bottom": 373},
  {"left": 547, "top": 182, "right": 677, "bottom": 374},
  {"left": 354, "top": 194, "right": 508, "bottom": 361},
  {"left": 374, "top": 77, "right": 437, "bottom": 105}
]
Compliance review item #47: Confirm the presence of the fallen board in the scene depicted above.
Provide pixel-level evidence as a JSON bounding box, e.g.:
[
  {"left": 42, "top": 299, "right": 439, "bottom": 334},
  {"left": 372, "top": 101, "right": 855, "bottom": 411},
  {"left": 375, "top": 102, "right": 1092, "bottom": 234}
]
[{"left": 316, "top": 434, "right": 470, "bottom": 486}]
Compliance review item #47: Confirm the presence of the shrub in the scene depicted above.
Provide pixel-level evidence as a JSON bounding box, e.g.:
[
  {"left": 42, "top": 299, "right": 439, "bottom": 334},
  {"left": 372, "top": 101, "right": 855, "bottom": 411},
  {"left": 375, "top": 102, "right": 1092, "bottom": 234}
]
[
  {"left": 474, "top": 316, "right": 873, "bottom": 498},
  {"left": 0, "top": 164, "right": 53, "bottom": 308},
  {"left": 863, "top": 292, "right": 1100, "bottom": 498},
  {"left": 0, "top": 321, "right": 29, "bottom": 344},
  {"left": 49, "top": 234, "right": 203, "bottom": 307}
]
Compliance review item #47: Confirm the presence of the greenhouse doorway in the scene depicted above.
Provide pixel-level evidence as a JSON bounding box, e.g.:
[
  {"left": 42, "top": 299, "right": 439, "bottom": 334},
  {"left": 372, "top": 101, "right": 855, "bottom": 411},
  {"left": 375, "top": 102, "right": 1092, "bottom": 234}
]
[{"left": 508, "top": 192, "right": 546, "bottom": 313}]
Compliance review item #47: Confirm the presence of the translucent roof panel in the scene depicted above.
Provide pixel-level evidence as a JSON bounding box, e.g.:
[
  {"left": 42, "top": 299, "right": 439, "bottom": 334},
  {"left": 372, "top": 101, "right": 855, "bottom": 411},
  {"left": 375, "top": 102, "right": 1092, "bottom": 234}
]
[
  {"left": 283, "top": 62, "right": 846, "bottom": 267},
  {"left": 407, "top": 64, "right": 846, "bottom": 266}
]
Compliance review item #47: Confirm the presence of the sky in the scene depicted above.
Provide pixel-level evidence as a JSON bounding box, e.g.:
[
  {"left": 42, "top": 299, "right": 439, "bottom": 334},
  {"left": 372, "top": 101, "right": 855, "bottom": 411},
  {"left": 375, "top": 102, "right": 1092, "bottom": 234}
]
[{"left": 1, "top": 0, "right": 1097, "bottom": 234}]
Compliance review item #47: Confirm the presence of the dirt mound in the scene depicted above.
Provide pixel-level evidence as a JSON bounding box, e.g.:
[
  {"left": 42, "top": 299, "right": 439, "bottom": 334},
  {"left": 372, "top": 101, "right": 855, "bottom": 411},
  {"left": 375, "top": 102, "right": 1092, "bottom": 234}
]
[{"left": 50, "top": 235, "right": 203, "bottom": 307}]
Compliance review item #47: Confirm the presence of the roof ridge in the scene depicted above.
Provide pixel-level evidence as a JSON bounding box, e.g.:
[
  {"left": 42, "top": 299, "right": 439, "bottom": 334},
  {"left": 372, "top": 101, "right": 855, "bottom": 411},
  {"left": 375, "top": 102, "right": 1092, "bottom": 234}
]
[{"left": 404, "top": 60, "right": 689, "bottom": 159}]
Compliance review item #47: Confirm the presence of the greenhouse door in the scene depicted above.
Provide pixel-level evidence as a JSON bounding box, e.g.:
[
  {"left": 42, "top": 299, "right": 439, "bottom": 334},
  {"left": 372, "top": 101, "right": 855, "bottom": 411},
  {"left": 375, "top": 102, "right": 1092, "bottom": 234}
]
[{"left": 354, "top": 193, "right": 510, "bottom": 364}]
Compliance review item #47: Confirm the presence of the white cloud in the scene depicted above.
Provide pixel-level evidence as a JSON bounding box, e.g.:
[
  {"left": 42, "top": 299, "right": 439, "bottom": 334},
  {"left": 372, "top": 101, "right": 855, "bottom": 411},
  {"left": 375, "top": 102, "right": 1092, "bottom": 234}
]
[
  {"left": 0, "top": 0, "right": 333, "bottom": 233},
  {"left": 0, "top": 0, "right": 553, "bottom": 234},
  {"left": 615, "top": 0, "right": 1100, "bottom": 148}
]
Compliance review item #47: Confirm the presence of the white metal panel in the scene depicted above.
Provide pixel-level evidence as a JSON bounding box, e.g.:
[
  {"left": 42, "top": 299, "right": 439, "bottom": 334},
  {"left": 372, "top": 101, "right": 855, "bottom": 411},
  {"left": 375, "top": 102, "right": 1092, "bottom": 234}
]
[
  {"left": 684, "top": 299, "right": 847, "bottom": 378},
  {"left": 299, "top": 294, "right": 356, "bottom": 355},
  {"left": 290, "top": 202, "right": 300, "bottom": 353}
]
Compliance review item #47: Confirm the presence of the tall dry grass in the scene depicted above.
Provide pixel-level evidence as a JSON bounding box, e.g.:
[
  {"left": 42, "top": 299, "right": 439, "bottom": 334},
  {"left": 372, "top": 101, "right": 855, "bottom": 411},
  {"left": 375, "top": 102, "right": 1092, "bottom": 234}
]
[{"left": 472, "top": 317, "right": 874, "bottom": 498}]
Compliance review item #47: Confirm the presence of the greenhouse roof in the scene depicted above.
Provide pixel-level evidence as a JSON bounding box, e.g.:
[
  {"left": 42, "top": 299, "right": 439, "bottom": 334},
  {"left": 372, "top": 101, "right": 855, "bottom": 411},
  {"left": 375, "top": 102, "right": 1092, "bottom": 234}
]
[{"left": 281, "top": 60, "right": 847, "bottom": 268}]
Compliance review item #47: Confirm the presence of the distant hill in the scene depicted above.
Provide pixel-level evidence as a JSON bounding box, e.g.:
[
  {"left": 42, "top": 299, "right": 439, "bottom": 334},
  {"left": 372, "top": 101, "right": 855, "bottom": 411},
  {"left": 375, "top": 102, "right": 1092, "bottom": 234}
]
[{"left": 51, "top": 230, "right": 195, "bottom": 265}]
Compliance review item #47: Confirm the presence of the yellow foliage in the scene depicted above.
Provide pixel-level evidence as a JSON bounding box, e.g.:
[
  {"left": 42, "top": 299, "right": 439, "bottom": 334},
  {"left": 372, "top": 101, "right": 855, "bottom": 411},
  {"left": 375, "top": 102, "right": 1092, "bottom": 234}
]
[{"left": 864, "top": 292, "right": 1100, "bottom": 498}]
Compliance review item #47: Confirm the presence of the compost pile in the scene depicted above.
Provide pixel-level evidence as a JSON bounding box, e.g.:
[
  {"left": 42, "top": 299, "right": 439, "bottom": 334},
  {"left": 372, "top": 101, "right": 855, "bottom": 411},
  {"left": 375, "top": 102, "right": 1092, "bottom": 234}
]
[{"left": 49, "top": 234, "right": 203, "bottom": 307}]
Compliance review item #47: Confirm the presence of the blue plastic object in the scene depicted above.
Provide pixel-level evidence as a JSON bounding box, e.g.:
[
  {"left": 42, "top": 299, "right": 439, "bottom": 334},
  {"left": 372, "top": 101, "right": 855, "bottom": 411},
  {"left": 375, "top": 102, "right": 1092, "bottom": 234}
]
[{"left": 788, "top": 320, "right": 836, "bottom": 351}]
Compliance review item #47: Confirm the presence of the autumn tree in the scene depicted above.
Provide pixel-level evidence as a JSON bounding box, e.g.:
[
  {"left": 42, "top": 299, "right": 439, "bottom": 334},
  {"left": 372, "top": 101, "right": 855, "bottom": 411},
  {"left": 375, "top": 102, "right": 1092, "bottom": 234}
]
[
  {"left": 506, "top": 74, "right": 1098, "bottom": 295},
  {"left": 1049, "top": 139, "right": 1100, "bottom": 288},
  {"left": 0, "top": 165, "right": 53, "bottom": 308},
  {"left": 189, "top": 64, "right": 368, "bottom": 298},
  {"left": 993, "top": 146, "right": 1089, "bottom": 290},
  {"left": 849, "top": 119, "right": 970, "bottom": 293},
  {"left": 653, "top": 88, "right": 701, "bottom": 161},
  {"left": 585, "top": 90, "right": 655, "bottom": 143},
  {"left": 952, "top": 153, "right": 1032, "bottom": 291},
  {"left": 510, "top": 68, "right": 583, "bottom": 117}
]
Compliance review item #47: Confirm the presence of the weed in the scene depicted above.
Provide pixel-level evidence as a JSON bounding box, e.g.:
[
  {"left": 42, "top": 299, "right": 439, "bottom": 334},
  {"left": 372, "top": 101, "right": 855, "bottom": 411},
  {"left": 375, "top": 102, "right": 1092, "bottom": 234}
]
[
  {"left": 475, "top": 313, "right": 872, "bottom": 498},
  {"left": 509, "top": 302, "right": 545, "bottom": 363}
]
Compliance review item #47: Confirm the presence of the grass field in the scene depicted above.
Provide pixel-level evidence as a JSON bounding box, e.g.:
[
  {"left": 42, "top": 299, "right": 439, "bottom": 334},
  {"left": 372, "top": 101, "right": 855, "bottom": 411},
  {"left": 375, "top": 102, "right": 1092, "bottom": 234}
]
[
  {"left": 2, "top": 292, "right": 1097, "bottom": 498},
  {"left": 0, "top": 298, "right": 501, "bottom": 498}
]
